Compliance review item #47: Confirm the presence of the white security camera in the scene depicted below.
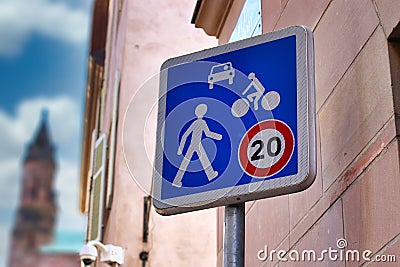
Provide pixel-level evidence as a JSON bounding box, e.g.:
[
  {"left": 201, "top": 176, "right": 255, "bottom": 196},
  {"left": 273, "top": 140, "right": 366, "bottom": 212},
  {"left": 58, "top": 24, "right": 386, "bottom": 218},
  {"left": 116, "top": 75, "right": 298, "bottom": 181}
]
[
  {"left": 79, "top": 242, "right": 98, "bottom": 265},
  {"left": 79, "top": 240, "right": 124, "bottom": 266}
]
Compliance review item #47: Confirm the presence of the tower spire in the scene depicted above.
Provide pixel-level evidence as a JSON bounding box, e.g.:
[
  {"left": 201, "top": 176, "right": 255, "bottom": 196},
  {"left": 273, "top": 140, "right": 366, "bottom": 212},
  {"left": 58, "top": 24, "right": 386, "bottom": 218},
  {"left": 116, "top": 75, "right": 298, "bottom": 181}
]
[
  {"left": 9, "top": 109, "right": 58, "bottom": 267},
  {"left": 24, "top": 109, "right": 55, "bottom": 163}
]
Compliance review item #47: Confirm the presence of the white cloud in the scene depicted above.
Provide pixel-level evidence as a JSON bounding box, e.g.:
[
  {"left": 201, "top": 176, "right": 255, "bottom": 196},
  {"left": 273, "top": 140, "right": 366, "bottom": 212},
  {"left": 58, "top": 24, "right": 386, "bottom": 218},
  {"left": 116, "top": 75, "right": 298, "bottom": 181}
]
[
  {"left": 0, "top": 96, "right": 82, "bottom": 159},
  {"left": 0, "top": 224, "right": 11, "bottom": 267},
  {"left": 0, "top": 0, "right": 90, "bottom": 57},
  {"left": 0, "top": 96, "right": 85, "bottom": 267},
  {"left": 55, "top": 158, "right": 85, "bottom": 230}
]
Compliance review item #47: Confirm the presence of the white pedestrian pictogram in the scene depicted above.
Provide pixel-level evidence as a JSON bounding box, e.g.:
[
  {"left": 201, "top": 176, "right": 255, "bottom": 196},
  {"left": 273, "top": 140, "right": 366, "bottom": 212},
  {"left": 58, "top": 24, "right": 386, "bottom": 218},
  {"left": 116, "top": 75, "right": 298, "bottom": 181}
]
[{"left": 172, "top": 104, "right": 222, "bottom": 187}]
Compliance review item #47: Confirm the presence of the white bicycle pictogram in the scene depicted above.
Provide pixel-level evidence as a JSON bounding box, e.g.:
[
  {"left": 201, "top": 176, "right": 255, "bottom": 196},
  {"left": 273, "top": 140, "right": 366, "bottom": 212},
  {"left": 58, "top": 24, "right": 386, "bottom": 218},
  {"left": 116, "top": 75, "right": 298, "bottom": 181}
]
[{"left": 231, "top": 72, "right": 280, "bottom": 117}]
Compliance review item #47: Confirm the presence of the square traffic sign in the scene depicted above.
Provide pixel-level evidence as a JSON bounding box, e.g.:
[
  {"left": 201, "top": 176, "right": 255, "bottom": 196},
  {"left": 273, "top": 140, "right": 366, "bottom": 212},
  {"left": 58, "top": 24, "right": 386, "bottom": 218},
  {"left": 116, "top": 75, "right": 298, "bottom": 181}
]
[{"left": 153, "top": 26, "right": 316, "bottom": 215}]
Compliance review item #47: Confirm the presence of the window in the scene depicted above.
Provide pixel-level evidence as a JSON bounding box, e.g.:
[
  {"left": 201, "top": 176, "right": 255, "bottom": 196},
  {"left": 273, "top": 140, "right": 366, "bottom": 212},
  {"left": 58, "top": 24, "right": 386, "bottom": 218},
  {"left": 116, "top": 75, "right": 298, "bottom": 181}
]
[
  {"left": 87, "top": 133, "right": 107, "bottom": 241},
  {"left": 106, "top": 70, "right": 120, "bottom": 209},
  {"left": 229, "top": 0, "right": 262, "bottom": 42}
]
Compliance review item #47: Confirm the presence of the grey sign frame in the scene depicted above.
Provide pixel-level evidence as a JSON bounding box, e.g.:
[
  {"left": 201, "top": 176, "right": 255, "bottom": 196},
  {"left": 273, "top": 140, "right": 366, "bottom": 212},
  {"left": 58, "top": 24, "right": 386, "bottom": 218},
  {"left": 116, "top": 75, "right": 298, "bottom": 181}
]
[{"left": 153, "top": 25, "right": 316, "bottom": 215}]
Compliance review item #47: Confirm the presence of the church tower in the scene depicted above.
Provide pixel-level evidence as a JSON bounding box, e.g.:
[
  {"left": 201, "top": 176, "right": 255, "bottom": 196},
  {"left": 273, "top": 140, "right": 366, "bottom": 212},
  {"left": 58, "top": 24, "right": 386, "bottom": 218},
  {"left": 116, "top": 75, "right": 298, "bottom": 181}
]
[{"left": 9, "top": 110, "right": 57, "bottom": 267}]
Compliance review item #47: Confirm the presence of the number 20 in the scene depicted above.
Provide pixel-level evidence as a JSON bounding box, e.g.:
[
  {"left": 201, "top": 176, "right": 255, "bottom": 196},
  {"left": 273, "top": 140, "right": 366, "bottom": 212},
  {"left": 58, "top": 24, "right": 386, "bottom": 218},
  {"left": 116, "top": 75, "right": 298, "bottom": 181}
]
[{"left": 250, "top": 137, "right": 282, "bottom": 161}]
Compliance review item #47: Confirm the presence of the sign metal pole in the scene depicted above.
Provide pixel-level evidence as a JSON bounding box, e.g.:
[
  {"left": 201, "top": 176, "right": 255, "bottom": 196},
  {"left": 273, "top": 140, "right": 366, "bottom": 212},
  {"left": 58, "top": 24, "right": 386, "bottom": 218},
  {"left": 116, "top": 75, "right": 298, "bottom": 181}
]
[{"left": 224, "top": 203, "right": 245, "bottom": 267}]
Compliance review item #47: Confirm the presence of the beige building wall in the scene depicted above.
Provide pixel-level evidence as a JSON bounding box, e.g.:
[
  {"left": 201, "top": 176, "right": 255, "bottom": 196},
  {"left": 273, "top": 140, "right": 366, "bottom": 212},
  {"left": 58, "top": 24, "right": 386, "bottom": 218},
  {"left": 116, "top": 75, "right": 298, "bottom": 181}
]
[{"left": 202, "top": 0, "right": 400, "bottom": 266}]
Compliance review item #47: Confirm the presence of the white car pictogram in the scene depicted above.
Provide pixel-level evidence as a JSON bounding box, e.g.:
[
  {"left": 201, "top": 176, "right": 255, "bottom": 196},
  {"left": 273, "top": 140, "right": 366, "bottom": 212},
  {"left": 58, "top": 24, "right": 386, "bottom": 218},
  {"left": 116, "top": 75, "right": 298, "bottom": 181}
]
[{"left": 208, "top": 62, "right": 235, "bottom": 89}]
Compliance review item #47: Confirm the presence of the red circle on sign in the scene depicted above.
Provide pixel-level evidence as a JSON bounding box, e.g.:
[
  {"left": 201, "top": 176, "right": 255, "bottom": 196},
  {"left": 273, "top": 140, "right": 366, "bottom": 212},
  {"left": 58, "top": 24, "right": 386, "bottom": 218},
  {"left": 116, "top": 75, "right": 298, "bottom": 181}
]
[{"left": 238, "top": 120, "right": 294, "bottom": 178}]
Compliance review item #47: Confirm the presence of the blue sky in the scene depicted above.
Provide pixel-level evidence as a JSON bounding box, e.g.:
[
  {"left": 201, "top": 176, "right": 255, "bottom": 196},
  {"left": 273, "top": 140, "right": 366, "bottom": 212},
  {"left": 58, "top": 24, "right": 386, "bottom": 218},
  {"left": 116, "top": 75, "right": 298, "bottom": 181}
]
[{"left": 0, "top": 0, "right": 93, "bottom": 266}]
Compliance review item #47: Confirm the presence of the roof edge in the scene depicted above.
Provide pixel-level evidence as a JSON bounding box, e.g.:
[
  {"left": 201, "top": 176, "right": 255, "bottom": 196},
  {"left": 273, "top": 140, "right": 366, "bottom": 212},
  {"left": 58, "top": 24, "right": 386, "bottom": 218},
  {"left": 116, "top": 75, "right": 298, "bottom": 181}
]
[{"left": 191, "top": 0, "right": 233, "bottom": 37}]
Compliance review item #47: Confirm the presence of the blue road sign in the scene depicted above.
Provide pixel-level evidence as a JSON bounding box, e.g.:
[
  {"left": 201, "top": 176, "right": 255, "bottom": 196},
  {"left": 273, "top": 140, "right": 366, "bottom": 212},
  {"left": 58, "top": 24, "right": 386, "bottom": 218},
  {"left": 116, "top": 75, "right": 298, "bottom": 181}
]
[{"left": 153, "top": 26, "right": 316, "bottom": 215}]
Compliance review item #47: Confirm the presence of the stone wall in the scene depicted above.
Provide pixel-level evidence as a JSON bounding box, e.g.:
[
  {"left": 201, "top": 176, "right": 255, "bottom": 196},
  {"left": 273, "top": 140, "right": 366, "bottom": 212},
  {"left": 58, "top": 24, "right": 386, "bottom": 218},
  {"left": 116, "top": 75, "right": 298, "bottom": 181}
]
[{"left": 216, "top": 1, "right": 400, "bottom": 266}]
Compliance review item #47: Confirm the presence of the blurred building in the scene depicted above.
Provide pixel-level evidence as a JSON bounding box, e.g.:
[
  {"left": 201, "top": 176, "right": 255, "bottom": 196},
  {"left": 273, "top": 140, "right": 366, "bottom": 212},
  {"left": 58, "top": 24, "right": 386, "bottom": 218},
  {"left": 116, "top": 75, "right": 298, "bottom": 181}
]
[{"left": 8, "top": 111, "right": 79, "bottom": 267}]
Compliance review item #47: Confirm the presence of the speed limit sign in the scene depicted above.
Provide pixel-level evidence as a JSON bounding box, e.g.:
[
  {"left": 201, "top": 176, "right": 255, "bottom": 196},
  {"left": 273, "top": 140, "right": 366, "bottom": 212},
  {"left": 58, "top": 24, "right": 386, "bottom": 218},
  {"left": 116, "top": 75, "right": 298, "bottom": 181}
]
[{"left": 239, "top": 120, "right": 294, "bottom": 178}]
